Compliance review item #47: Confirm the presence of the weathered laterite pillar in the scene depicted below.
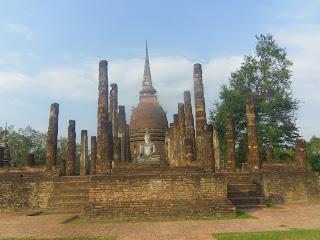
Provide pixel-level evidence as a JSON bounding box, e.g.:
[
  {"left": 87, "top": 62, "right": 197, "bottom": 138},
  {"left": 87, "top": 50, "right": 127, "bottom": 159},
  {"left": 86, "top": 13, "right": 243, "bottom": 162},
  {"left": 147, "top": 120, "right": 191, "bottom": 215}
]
[
  {"left": 126, "top": 124, "right": 130, "bottom": 161},
  {"left": 193, "top": 63, "right": 213, "bottom": 171},
  {"left": 96, "top": 60, "right": 113, "bottom": 174},
  {"left": 46, "top": 103, "right": 59, "bottom": 170},
  {"left": 226, "top": 113, "right": 236, "bottom": 172},
  {"left": 66, "top": 120, "right": 76, "bottom": 176},
  {"left": 113, "top": 137, "right": 121, "bottom": 164},
  {"left": 184, "top": 90, "right": 195, "bottom": 162},
  {"left": 166, "top": 124, "right": 174, "bottom": 166},
  {"left": 246, "top": 95, "right": 260, "bottom": 170},
  {"left": 80, "top": 130, "right": 89, "bottom": 176},
  {"left": 109, "top": 83, "right": 118, "bottom": 138},
  {"left": 91, "top": 136, "right": 97, "bottom": 175},
  {"left": 295, "top": 138, "right": 306, "bottom": 168},
  {"left": 266, "top": 146, "right": 273, "bottom": 162},
  {"left": 213, "top": 128, "right": 222, "bottom": 171},
  {"left": 26, "top": 153, "right": 35, "bottom": 167},
  {"left": 118, "top": 105, "right": 128, "bottom": 162},
  {"left": 173, "top": 114, "right": 179, "bottom": 166},
  {"left": 178, "top": 103, "right": 186, "bottom": 166},
  {"left": 204, "top": 124, "right": 214, "bottom": 171}
]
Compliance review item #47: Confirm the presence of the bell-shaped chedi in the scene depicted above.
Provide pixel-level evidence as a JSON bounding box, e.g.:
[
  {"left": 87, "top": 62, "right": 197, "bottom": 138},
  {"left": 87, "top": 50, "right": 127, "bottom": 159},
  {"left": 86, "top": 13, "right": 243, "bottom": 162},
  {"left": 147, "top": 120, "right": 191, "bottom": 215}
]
[{"left": 129, "top": 43, "right": 168, "bottom": 162}]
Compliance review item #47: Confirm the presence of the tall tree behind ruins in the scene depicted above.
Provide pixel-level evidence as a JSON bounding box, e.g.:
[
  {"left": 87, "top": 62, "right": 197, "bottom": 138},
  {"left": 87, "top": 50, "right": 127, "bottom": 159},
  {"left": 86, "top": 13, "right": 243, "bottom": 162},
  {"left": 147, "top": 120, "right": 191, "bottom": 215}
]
[{"left": 210, "top": 34, "right": 299, "bottom": 164}]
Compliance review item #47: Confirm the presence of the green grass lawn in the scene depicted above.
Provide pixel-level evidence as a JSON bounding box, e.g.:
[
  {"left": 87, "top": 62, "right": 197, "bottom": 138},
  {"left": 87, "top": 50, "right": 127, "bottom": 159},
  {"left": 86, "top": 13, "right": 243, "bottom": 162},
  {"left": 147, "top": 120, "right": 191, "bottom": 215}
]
[
  {"left": 214, "top": 229, "right": 320, "bottom": 240},
  {"left": 68, "top": 212, "right": 253, "bottom": 224}
]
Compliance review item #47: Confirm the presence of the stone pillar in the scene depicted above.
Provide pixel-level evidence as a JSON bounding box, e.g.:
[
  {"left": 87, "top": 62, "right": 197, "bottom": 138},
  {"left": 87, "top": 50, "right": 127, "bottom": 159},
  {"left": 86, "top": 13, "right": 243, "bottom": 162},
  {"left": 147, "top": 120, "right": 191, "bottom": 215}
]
[
  {"left": 118, "top": 105, "right": 128, "bottom": 162},
  {"left": 126, "top": 124, "right": 131, "bottom": 161},
  {"left": 193, "top": 64, "right": 207, "bottom": 143},
  {"left": 204, "top": 124, "right": 214, "bottom": 171},
  {"left": 246, "top": 95, "right": 260, "bottom": 170},
  {"left": 184, "top": 91, "right": 195, "bottom": 162},
  {"left": 66, "top": 120, "right": 76, "bottom": 176},
  {"left": 80, "top": 130, "right": 89, "bottom": 176},
  {"left": 26, "top": 153, "right": 35, "bottom": 167},
  {"left": 193, "top": 63, "right": 213, "bottom": 171},
  {"left": 173, "top": 114, "right": 179, "bottom": 166},
  {"left": 46, "top": 103, "right": 59, "bottom": 170},
  {"left": 91, "top": 136, "right": 97, "bottom": 175},
  {"left": 113, "top": 137, "right": 121, "bottom": 165},
  {"left": 226, "top": 113, "right": 236, "bottom": 172},
  {"left": 295, "top": 138, "right": 306, "bottom": 168},
  {"left": 109, "top": 83, "right": 118, "bottom": 138},
  {"left": 96, "top": 60, "right": 113, "bottom": 174},
  {"left": 0, "top": 146, "right": 3, "bottom": 166},
  {"left": 213, "top": 128, "right": 222, "bottom": 171},
  {"left": 178, "top": 103, "right": 186, "bottom": 166},
  {"left": 266, "top": 146, "right": 273, "bottom": 162}
]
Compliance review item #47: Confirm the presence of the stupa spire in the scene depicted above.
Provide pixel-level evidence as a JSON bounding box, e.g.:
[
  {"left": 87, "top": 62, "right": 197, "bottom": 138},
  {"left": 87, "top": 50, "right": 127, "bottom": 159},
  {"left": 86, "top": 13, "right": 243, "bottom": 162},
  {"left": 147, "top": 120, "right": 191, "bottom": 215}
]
[{"left": 140, "top": 41, "right": 157, "bottom": 96}]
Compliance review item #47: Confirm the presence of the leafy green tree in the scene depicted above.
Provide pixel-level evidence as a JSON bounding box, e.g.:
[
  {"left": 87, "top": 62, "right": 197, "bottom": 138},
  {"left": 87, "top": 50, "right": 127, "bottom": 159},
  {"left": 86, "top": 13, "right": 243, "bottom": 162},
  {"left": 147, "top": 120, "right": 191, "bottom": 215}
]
[
  {"left": 306, "top": 136, "right": 320, "bottom": 172},
  {"left": 210, "top": 34, "right": 299, "bottom": 165}
]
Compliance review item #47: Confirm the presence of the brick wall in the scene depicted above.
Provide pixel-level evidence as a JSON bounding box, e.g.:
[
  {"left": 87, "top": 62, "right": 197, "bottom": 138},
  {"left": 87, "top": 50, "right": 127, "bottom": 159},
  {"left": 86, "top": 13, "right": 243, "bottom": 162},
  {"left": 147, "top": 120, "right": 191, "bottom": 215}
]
[
  {"left": 258, "top": 171, "right": 320, "bottom": 204},
  {"left": 0, "top": 173, "right": 54, "bottom": 211},
  {"left": 84, "top": 173, "right": 235, "bottom": 218}
]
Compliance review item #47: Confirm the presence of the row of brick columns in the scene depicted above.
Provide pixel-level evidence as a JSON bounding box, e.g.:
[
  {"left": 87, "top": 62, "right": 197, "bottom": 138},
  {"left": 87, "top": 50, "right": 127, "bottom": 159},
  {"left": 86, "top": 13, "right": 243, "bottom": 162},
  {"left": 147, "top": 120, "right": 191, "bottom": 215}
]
[
  {"left": 45, "top": 61, "right": 307, "bottom": 174},
  {"left": 45, "top": 60, "right": 130, "bottom": 175}
]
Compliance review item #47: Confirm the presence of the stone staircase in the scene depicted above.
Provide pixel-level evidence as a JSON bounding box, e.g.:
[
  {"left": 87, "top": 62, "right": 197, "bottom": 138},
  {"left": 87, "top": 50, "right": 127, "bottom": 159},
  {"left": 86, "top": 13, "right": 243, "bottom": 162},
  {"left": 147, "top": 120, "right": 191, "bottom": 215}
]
[
  {"left": 227, "top": 173, "right": 265, "bottom": 212},
  {"left": 46, "top": 176, "right": 90, "bottom": 214}
]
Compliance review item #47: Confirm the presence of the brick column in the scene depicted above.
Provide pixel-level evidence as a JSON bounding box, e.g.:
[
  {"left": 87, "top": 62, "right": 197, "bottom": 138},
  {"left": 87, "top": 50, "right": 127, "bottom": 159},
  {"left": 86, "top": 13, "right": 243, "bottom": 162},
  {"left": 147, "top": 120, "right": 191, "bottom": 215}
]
[
  {"left": 173, "top": 114, "right": 179, "bottom": 166},
  {"left": 96, "top": 60, "right": 113, "bottom": 174},
  {"left": 178, "top": 103, "right": 186, "bottom": 166},
  {"left": 66, "top": 120, "right": 76, "bottom": 176},
  {"left": 46, "top": 103, "right": 59, "bottom": 170},
  {"left": 91, "top": 136, "right": 97, "bottom": 175},
  {"left": 213, "top": 128, "right": 222, "bottom": 171},
  {"left": 295, "top": 139, "right": 306, "bottom": 168},
  {"left": 246, "top": 95, "right": 260, "bottom": 170},
  {"left": 118, "top": 105, "right": 128, "bottom": 162},
  {"left": 109, "top": 83, "right": 118, "bottom": 138},
  {"left": 266, "top": 146, "right": 273, "bottom": 162},
  {"left": 80, "top": 130, "right": 89, "bottom": 176},
  {"left": 226, "top": 113, "right": 236, "bottom": 172},
  {"left": 184, "top": 91, "right": 195, "bottom": 162},
  {"left": 193, "top": 63, "right": 213, "bottom": 170}
]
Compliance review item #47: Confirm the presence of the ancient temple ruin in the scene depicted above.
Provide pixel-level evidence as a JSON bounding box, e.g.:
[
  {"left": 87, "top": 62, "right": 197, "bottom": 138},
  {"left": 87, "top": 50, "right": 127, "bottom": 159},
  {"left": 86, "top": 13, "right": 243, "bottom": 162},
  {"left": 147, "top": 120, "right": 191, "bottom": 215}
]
[{"left": 0, "top": 43, "right": 318, "bottom": 219}]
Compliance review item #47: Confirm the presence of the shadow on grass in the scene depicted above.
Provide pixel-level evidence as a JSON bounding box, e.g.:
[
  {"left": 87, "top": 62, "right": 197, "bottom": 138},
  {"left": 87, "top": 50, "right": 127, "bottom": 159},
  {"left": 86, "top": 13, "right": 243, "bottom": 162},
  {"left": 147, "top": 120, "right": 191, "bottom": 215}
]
[{"left": 67, "top": 212, "right": 255, "bottom": 224}]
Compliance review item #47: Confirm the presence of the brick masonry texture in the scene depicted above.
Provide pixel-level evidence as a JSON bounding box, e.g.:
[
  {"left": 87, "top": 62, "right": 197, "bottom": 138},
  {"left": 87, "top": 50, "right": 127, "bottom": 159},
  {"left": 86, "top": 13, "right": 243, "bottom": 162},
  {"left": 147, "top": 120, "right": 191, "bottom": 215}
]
[
  {"left": 84, "top": 173, "right": 234, "bottom": 219},
  {"left": 0, "top": 169, "right": 319, "bottom": 218}
]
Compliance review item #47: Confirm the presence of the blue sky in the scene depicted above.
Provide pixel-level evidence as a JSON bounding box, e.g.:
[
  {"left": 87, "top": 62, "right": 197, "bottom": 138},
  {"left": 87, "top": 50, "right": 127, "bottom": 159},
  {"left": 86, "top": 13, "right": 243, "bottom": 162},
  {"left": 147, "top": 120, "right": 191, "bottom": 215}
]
[{"left": 0, "top": 0, "right": 320, "bottom": 140}]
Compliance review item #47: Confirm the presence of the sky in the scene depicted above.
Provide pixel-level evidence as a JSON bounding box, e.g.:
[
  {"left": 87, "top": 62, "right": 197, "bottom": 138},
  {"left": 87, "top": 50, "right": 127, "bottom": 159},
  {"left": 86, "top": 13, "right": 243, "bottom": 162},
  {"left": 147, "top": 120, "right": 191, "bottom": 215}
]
[{"left": 0, "top": 0, "right": 320, "bottom": 141}]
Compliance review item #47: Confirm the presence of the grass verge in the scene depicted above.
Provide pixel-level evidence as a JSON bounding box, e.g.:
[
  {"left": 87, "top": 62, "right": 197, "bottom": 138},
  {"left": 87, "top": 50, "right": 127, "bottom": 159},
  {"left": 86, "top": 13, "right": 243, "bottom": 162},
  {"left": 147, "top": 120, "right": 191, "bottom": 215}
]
[
  {"left": 68, "top": 212, "right": 254, "bottom": 224},
  {"left": 214, "top": 229, "right": 320, "bottom": 240}
]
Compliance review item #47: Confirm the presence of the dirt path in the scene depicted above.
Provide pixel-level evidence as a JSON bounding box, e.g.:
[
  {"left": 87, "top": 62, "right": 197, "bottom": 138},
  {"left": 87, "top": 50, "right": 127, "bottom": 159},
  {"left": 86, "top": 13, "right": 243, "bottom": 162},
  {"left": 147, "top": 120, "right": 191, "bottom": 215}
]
[{"left": 0, "top": 204, "right": 320, "bottom": 240}]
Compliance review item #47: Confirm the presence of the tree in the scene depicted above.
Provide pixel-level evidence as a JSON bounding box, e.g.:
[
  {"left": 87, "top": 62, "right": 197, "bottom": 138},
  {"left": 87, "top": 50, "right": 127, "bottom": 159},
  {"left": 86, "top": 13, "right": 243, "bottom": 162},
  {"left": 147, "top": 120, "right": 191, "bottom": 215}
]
[
  {"left": 210, "top": 34, "right": 299, "bottom": 164},
  {"left": 306, "top": 136, "right": 320, "bottom": 172}
]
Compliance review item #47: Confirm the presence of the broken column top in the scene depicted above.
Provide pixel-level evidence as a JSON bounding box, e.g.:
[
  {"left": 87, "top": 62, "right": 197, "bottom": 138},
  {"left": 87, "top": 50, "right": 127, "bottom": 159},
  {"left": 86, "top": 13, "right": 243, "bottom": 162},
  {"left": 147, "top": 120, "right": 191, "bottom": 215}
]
[
  {"left": 194, "top": 63, "right": 202, "bottom": 74},
  {"left": 110, "top": 83, "right": 118, "bottom": 91},
  {"left": 69, "top": 120, "right": 75, "bottom": 126},
  {"left": 184, "top": 91, "right": 191, "bottom": 104}
]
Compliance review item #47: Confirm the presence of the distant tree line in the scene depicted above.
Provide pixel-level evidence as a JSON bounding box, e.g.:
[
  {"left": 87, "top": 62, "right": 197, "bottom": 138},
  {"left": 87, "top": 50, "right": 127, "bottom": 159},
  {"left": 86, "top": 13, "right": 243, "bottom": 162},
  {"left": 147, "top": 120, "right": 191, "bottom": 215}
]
[{"left": 0, "top": 126, "right": 80, "bottom": 170}]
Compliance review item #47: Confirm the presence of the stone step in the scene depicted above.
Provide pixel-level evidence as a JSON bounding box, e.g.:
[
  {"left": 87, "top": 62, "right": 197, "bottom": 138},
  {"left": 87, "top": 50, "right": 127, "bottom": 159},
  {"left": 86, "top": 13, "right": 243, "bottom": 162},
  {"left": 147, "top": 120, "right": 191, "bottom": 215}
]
[
  {"left": 227, "top": 175, "right": 252, "bottom": 183},
  {"left": 54, "top": 182, "right": 89, "bottom": 188},
  {"left": 236, "top": 204, "right": 266, "bottom": 211},
  {"left": 227, "top": 190, "right": 261, "bottom": 198},
  {"left": 53, "top": 188, "right": 89, "bottom": 194},
  {"left": 47, "top": 201, "right": 88, "bottom": 209},
  {"left": 228, "top": 184, "right": 256, "bottom": 192},
  {"left": 229, "top": 197, "right": 264, "bottom": 205},
  {"left": 58, "top": 176, "right": 91, "bottom": 181},
  {"left": 50, "top": 194, "right": 88, "bottom": 202},
  {"left": 44, "top": 209, "right": 81, "bottom": 215}
]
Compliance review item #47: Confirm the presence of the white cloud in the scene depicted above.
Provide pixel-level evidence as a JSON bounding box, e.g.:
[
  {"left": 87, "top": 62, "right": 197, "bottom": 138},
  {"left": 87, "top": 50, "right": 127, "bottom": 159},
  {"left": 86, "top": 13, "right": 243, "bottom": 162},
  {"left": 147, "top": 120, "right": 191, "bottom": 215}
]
[
  {"left": 2, "top": 23, "right": 34, "bottom": 40},
  {"left": 275, "top": 24, "right": 320, "bottom": 139}
]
